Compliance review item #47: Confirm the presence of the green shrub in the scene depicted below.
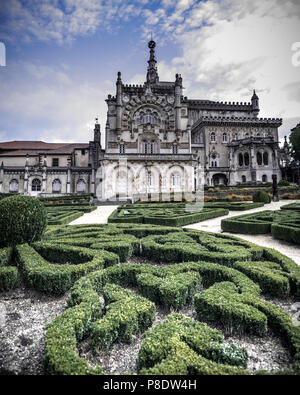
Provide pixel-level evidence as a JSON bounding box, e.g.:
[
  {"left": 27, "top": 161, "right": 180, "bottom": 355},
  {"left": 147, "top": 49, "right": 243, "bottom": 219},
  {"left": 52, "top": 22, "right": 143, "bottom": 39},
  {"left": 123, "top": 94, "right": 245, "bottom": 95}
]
[
  {"left": 44, "top": 296, "right": 103, "bottom": 375},
  {"left": 136, "top": 271, "right": 201, "bottom": 309},
  {"left": 253, "top": 191, "right": 271, "bottom": 203},
  {"left": 0, "top": 247, "right": 17, "bottom": 291},
  {"left": 0, "top": 195, "right": 47, "bottom": 247},
  {"left": 90, "top": 284, "right": 155, "bottom": 350},
  {"left": 15, "top": 243, "right": 118, "bottom": 295},
  {"left": 232, "top": 261, "right": 290, "bottom": 297},
  {"left": 194, "top": 282, "right": 268, "bottom": 336},
  {"left": 138, "top": 313, "right": 249, "bottom": 374},
  {"left": 278, "top": 180, "right": 290, "bottom": 187},
  {"left": 108, "top": 205, "right": 228, "bottom": 226},
  {"left": 271, "top": 223, "right": 300, "bottom": 246}
]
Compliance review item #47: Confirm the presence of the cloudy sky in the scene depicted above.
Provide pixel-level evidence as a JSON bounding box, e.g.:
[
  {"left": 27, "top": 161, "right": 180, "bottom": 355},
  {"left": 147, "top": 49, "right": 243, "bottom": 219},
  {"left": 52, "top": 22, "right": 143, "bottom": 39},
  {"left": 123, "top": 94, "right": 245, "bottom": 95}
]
[{"left": 0, "top": 0, "right": 299, "bottom": 147}]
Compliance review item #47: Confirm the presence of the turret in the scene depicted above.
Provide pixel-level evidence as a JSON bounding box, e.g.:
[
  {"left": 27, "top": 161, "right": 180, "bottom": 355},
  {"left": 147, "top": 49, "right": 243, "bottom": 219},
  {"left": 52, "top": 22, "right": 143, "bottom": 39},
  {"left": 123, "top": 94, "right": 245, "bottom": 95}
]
[
  {"left": 94, "top": 118, "right": 101, "bottom": 145},
  {"left": 116, "top": 72, "right": 122, "bottom": 134},
  {"left": 175, "top": 73, "right": 182, "bottom": 133},
  {"left": 251, "top": 90, "right": 259, "bottom": 116}
]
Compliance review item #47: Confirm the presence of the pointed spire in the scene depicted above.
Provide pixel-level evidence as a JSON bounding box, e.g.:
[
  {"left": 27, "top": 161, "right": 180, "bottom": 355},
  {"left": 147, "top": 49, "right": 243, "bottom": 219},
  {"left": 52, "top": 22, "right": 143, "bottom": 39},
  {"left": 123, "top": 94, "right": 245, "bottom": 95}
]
[
  {"left": 146, "top": 40, "right": 159, "bottom": 84},
  {"left": 251, "top": 89, "right": 259, "bottom": 112},
  {"left": 252, "top": 89, "right": 258, "bottom": 100}
]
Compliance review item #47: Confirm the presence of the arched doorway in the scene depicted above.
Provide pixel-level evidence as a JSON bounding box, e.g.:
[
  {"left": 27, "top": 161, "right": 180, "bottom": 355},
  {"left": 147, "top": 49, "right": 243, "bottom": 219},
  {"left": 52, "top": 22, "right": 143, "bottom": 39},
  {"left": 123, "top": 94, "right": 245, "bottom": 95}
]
[
  {"left": 212, "top": 173, "right": 228, "bottom": 186},
  {"left": 31, "top": 178, "right": 41, "bottom": 196}
]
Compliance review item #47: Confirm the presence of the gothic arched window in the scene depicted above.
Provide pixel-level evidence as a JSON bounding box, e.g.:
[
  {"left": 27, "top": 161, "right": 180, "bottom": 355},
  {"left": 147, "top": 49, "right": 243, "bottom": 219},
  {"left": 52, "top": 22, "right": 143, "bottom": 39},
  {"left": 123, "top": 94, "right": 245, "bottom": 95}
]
[
  {"left": 263, "top": 152, "right": 269, "bottom": 165},
  {"left": 138, "top": 109, "right": 160, "bottom": 126},
  {"left": 32, "top": 178, "right": 41, "bottom": 192},
  {"left": 242, "top": 175, "right": 246, "bottom": 183},
  {"left": 222, "top": 132, "right": 227, "bottom": 143},
  {"left": 262, "top": 174, "right": 267, "bottom": 183},
  {"left": 52, "top": 179, "right": 61, "bottom": 193},
  {"left": 150, "top": 140, "right": 157, "bottom": 154},
  {"left": 244, "top": 152, "right": 250, "bottom": 166},
  {"left": 76, "top": 179, "right": 86, "bottom": 193},
  {"left": 9, "top": 179, "right": 19, "bottom": 192},
  {"left": 257, "top": 152, "right": 262, "bottom": 165},
  {"left": 141, "top": 140, "right": 148, "bottom": 154},
  {"left": 239, "top": 153, "right": 244, "bottom": 166},
  {"left": 210, "top": 132, "right": 216, "bottom": 142}
]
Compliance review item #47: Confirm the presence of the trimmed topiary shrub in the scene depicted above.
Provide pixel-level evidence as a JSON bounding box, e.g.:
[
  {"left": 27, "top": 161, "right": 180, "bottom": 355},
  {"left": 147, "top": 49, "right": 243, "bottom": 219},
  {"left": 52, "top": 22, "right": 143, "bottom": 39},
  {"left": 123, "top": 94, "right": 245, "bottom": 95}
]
[
  {"left": 278, "top": 180, "right": 290, "bottom": 187},
  {"left": 253, "top": 191, "right": 272, "bottom": 203},
  {"left": 0, "top": 195, "right": 47, "bottom": 247}
]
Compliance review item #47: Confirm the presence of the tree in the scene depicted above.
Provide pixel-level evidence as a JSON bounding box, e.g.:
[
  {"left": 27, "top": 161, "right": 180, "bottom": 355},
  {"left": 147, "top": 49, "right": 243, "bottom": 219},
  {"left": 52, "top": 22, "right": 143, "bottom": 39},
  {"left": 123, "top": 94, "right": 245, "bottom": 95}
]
[{"left": 290, "top": 123, "right": 300, "bottom": 161}]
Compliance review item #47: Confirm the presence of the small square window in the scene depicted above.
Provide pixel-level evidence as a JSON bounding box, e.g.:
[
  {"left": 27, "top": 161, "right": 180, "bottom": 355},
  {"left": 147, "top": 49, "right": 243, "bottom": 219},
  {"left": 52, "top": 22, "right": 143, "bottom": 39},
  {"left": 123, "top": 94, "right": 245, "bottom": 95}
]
[{"left": 52, "top": 158, "right": 59, "bottom": 167}]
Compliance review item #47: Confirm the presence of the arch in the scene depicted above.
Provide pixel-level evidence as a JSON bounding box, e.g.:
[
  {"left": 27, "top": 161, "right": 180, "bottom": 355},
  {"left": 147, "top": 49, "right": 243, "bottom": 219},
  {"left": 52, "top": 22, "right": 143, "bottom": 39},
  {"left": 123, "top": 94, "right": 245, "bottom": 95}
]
[
  {"left": 241, "top": 175, "right": 247, "bottom": 183},
  {"left": 238, "top": 153, "right": 244, "bottom": 166},
  {"left": 76, "top": 179, "right": 86, "bottom": 193},
  {"left": 135, "top": 106, "right": 162, "bottom": 126},
  {"left": 263, "top": 152, "right": 269, "bottom": 165},
  {"left": 262, "top": 174, "right": 267, "bottom": 183},
  {"left": 150, "top": 140, "right": 157, "bottom": 154},
  {"left": 257, "top": 152, "right": 262, "bottom": 165},
  {"left": 234, "top": 133, "right": 238, "bottom": 140},
  {"left": 141, "top": 140, "right": 148, "bottom": 154},
  {"left": 31, "top": 178, "right": 41, "bottom": 192},
  {"left": 244, "top": 152, "right": 250, "bottom": 166},
  {"left": 210, "top": 132, "right": 216, "bottom": 143},
  {"left": 212, "top": 173, "right": 228, "bottom": 186},
  {"left": 222, "top": 132, "right": 227, "bottom": 143},
  {"left": 245, "top": 132, "right": 249, "bottom": 138},
  {"left": 52, "top": 179, "right": 61, "bottom": 193},
  {"left": 9, "top": 179, "right": 19, "bottom": 192}
]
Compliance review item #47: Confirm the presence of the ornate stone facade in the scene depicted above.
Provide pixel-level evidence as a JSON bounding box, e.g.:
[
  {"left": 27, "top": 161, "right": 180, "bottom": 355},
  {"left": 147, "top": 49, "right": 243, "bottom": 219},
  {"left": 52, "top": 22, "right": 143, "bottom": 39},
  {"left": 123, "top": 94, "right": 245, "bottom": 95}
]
[{"left": 0, "top": 40, "right": 283, "bottom": 198}]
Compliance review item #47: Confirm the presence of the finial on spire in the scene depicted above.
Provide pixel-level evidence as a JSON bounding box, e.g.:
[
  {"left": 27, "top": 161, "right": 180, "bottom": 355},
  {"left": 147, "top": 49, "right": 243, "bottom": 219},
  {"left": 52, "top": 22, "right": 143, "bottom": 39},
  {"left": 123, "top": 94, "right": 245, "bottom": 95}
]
[{"left": 146, "top": 39, "right": 159, "bottom": 84}]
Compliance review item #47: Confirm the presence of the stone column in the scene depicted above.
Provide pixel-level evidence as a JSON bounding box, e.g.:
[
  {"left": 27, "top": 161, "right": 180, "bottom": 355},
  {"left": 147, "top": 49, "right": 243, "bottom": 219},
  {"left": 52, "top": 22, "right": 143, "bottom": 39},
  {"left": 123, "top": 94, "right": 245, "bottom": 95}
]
[
  {"left": 67, "top": 166, "right": 71, "bottom": 193},
  {"left": 0, "top": 162, "right": 4, "bottom": 193},
  {"left": 116, "top": 72, "right": 122, "bottom": 135},
  {"left": 24, "top": 155, "right": 29, "bottom": 194},
  {"left": 42, "top": 160, "right": 47, "bottom": 193},
  {"left": 90, "top": 166, "right": 95, "bottom": 195},
  {"left": 175, "top": 74, "right": 182, "bottom": 133}
]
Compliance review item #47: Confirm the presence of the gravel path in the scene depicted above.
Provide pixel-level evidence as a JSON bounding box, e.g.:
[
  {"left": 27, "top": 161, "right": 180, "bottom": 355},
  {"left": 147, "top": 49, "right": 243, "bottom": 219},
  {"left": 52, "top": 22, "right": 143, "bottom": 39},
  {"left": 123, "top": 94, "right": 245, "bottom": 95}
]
[
  {"left": 184, "top": 200, "right": 300, "bottom": 265},
  {"left": 0, "top": 281, "right": 68, "bottom": 375},
  {"left": 69, "top": 205, "right": 118, "bottom": 225}
]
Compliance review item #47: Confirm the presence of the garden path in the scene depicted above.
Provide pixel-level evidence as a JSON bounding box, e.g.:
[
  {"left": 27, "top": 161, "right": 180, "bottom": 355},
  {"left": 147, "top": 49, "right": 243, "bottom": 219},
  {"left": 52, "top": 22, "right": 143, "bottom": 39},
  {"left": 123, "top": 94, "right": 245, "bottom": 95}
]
[
  {"left": 184, "top": 200, "right": 300, "bottom": 265},
  {"left": 68, "top": 205, "right": 118, "bottom": 225},
  {"left": 68, "top": 200, "right": 300, "bottom": 265}
]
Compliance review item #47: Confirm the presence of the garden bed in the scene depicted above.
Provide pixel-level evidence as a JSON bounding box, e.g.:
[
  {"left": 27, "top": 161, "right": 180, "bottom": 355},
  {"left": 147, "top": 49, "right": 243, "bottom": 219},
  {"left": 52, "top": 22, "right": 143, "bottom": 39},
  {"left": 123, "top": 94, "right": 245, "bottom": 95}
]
[
  {"left": 1, "top": 223, "right": 299, "bottom": 375},
  {"left": 221, "top": 209, "right": 300, "bottom": 245}
]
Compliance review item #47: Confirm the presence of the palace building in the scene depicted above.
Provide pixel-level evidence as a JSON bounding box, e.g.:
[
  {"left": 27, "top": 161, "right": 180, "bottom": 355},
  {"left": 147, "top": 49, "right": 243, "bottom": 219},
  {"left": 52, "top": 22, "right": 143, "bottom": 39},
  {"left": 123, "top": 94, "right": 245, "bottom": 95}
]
[{"left": 0, "top": 40, "right": 283, "bottom": 199}]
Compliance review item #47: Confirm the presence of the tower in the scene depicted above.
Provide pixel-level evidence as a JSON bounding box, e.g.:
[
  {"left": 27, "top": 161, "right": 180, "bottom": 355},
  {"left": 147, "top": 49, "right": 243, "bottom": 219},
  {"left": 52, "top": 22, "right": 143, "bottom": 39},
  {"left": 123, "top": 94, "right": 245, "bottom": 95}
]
[
  {"left": 251, "top": 90, "right": 260, "bottom": 116},
  {"left": 146, "top": 40, "right": 159, "bottom": 84}
]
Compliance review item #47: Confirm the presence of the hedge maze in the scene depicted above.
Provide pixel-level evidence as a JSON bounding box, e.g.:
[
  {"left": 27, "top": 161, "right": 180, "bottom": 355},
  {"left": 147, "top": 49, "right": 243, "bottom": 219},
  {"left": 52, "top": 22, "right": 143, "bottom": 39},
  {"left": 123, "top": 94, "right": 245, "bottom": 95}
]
[
  {"left": 108, "top": 205, "right": 230, "bottom": 226},
  {"left": 1, "top": 222, "right": 296, "bottom": 375},
  {"left": 221, "top": 208, "right": 300, "bottom": 245},
  {"left": 108, "top": 202, "right": 267, "bottom": 227},
  {"left": 46, "top": 205, "right": 97, "bottom": 225}
]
